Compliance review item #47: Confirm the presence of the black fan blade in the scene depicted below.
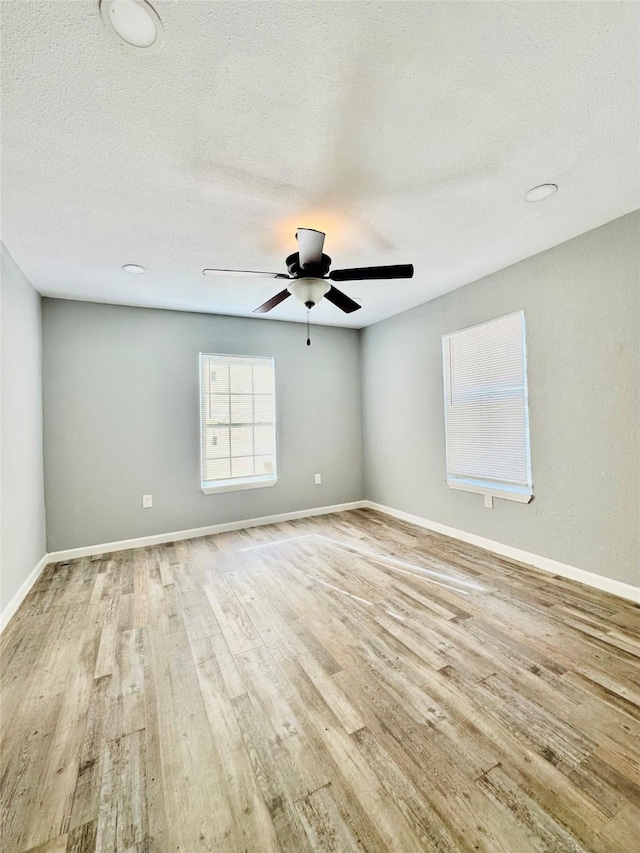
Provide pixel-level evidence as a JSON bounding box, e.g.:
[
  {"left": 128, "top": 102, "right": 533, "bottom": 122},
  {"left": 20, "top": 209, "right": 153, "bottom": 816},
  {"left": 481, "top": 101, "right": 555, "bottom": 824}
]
[
  {"left": 324, "top": 286, "right": 361, "bottom": 313},
  {"left": 203, "top": 268, "right": 290, "bottom": 278},
  {"left": 329, "top": 264, "right": 414, "bottom": 282},
  {"left": 254, "top": 289, "right": 291, "bottom": 314}
]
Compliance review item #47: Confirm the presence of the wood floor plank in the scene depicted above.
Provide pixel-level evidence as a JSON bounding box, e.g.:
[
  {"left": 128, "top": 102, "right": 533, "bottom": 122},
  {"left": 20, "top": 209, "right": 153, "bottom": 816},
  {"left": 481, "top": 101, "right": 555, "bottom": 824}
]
[
  {"left": 2, "top": 508, "right": 638, "bottom": 852},
  {"left": 293, "top": 784, "right": 366, "bottom": 853},
  {"left": 333, "top": 662, "right": 521, "bottom": 851},
  {"left": 144, "top": 570, "right": 235, "bottom": 851},
  {"left": 350, "top": 726, "right": 462, "bottom": 852},
  {"left": 66, "top": 821, "right": 97, "bottom": 853},
  {"left": 106, "top": 627, "right": 144, "bottom": 741},
  {"left": 140, "top": 557, "right": 167, "bottom": 853},
  {"left": 231, "top": 691, "right": 315, "bottom": 852},
  {"left": 95, "top": 731, "right": 147, "bottom": 853},
  {"left": 24, "top": 835, "right": 69, "bottom": 853},
  {"left": 18, "top": 567, "right": 105, "bottom": 850},
  {"left": 296, "top": 652, "right": 366, "bottom": 735},
  {"left": 476, "top": 765, "right": 592, "bottom": 853},
  {"left": 285, "top": 665, "right": 428, "bottom": 852},
  {"left": 187, "top": 633, "right": 280, "bottom": 851},
  {"left": 203, "top": 578, "right": 262, "bottom": 656},
  {"left": 68, "top": 675, "right": 112, "bottom": 831},
  {"left": 598, "top": 802, "right": 640, "bottom": 851}
]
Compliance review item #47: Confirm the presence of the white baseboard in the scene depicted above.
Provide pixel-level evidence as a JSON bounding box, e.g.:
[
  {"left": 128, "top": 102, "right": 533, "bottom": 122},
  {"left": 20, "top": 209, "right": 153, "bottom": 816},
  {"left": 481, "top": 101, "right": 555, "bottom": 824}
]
[
  {"left": 0, "top": 553, "right": 49, "bottom": 633},
  {"left": 1, "top": 502, "right": 366, "bottom": 634},
  {"left": 364, "top": 501, "right": 640, "bottom": 604},
  {"left": 4, "top": 499, "right": 635, "bottom": 634},
  {"left": 46, "top": 501, "right": 368, "bottom": 563}
]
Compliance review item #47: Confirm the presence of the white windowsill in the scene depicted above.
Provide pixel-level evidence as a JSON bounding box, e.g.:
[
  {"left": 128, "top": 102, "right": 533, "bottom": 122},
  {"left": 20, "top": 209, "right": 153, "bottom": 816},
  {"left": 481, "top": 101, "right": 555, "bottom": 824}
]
[
  {"left": 202, "top": 477, "right": 277, "bottom": 495},
  {"left": 447, "top": 479, "right": 533, "bottom": 504}
]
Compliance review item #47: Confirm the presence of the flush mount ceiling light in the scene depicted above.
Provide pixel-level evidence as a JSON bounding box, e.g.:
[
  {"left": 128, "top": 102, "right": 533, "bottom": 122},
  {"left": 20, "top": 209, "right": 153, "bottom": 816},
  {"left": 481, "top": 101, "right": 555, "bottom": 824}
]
[
  {"left": 525, "top": 183, "right": 558, "bottom": 202},
  {"left": 99, "top": 0, "right": 164, "bottom": 52},
  {"left": 122, "top": 263, "right": 146, "bottom": 274}
]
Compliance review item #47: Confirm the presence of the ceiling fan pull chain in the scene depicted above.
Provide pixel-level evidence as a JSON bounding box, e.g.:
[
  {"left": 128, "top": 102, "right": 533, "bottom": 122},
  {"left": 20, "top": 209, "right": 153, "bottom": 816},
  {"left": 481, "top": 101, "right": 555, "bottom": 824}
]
[{"left": 306, "top": 309, "right": 311, "bottom": 346}]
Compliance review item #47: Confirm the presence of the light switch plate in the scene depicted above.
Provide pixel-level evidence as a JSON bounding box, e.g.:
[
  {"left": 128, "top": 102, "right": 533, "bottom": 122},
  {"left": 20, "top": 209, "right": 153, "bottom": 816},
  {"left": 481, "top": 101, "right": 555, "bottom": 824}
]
[
  {"left": 142, "top": 494, "right": 153, "bottom": 508},
  {"left": 314, "top": 474, "right": 322, "bottom": 485},
  {"left": 484, "top": 494, "right": 493, "bottom": 509}
]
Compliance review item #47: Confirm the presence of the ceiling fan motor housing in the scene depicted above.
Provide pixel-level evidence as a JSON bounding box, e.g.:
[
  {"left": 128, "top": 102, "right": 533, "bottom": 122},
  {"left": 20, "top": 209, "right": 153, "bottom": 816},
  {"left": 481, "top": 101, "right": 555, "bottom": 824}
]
[{"left": 286, "top": 252, "right": 332, "bottom": 279}]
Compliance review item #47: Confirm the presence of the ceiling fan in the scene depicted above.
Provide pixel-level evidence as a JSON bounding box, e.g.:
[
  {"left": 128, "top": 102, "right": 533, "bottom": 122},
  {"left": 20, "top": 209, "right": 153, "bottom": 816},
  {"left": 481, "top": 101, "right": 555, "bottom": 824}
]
[{"left": 202, "top": 228, "right": 414, "bottom": 315}]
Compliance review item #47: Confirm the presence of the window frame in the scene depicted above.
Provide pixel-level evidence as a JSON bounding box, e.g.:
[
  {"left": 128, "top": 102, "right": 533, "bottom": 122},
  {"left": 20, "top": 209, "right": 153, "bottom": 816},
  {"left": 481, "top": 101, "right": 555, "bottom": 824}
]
[
  {"left": 442, "top": 311, "right": 533, "bottom": 504},
  {"left": 199, "top": 352, "right": 278, "bottom": 495}
]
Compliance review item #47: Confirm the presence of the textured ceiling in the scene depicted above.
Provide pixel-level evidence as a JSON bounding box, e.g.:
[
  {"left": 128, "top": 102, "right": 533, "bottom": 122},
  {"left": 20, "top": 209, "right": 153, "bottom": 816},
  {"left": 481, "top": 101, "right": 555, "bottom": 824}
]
[{"left": 2, "top": 0, "right": 639, "bottom": 328}]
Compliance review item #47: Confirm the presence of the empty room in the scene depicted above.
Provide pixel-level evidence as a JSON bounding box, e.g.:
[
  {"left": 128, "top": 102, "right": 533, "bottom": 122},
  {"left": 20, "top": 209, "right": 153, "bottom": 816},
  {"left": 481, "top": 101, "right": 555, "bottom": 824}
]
[{"left": 1, "top": 1, "right": 639, "bottom": 851}]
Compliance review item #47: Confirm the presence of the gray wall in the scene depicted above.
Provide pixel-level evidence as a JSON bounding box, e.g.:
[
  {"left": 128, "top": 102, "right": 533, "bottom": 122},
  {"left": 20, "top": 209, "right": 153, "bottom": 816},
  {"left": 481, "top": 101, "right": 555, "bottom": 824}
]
[
  {"left": 43, "top": 300, "right": 364, "bottom": 551},
  {"left": 1, "top": 244, "right": 47, "bottom": 611},
  {"left": 362, "top": 212, "right": 640, "bottom": 587}
]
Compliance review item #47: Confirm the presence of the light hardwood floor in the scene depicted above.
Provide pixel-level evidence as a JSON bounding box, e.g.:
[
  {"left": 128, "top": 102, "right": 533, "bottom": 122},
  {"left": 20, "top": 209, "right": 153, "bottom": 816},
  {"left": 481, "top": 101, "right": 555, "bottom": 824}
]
[{"left": 1, "top": 508, "right": 639, "bottom": 852}]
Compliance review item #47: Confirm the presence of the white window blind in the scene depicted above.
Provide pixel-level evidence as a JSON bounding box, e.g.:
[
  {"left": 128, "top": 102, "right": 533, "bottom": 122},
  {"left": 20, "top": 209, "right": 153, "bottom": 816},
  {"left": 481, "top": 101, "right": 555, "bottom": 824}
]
[
  {"left": 200, "top": 354, "right": 277, "bottom": 493},
  {"left": 442, "top": 311, "right": 532, "bottom": 502}
]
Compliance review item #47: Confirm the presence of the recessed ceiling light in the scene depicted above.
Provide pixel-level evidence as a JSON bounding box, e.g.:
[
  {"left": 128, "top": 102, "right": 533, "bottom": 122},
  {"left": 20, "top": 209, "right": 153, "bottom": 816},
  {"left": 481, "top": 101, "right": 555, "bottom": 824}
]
[
  {"left": 99, "top": 1, "right": 164, "bottom": 51},
  {"left": 122, "top": 263, "right": 146, "bottom": 274},
  {"left": 525, "top": 183, "right": 558, "bottom": 202}
]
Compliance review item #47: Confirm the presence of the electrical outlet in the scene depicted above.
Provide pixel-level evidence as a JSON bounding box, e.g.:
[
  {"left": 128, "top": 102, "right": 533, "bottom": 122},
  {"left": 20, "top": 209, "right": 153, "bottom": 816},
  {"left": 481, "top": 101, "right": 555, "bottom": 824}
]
[
  {"left": 142, "top": 494, "right": 153, "bottom": 508},
  {"left": 484, "top": 494, "right": 493, "bottom": 509},
  {"left": 314, "top": 473, "right": 322, "bottom": 485}
]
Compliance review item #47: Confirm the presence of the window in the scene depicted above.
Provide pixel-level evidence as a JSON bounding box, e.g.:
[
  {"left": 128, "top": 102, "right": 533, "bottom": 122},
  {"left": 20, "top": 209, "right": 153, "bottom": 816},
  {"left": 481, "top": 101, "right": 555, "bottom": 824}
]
[
  {"left": 200, "top": 354, "right": 277, "bottom": 494},
  {"left": 442, "top": 311, "right": 532, "bottom": 502}
]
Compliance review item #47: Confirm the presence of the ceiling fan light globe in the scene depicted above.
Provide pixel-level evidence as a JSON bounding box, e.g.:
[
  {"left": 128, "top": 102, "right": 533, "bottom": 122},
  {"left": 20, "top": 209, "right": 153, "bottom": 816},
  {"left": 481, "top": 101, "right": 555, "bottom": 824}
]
[{"left": 288, "top": 278, "right": 330, "bottom": 308}]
